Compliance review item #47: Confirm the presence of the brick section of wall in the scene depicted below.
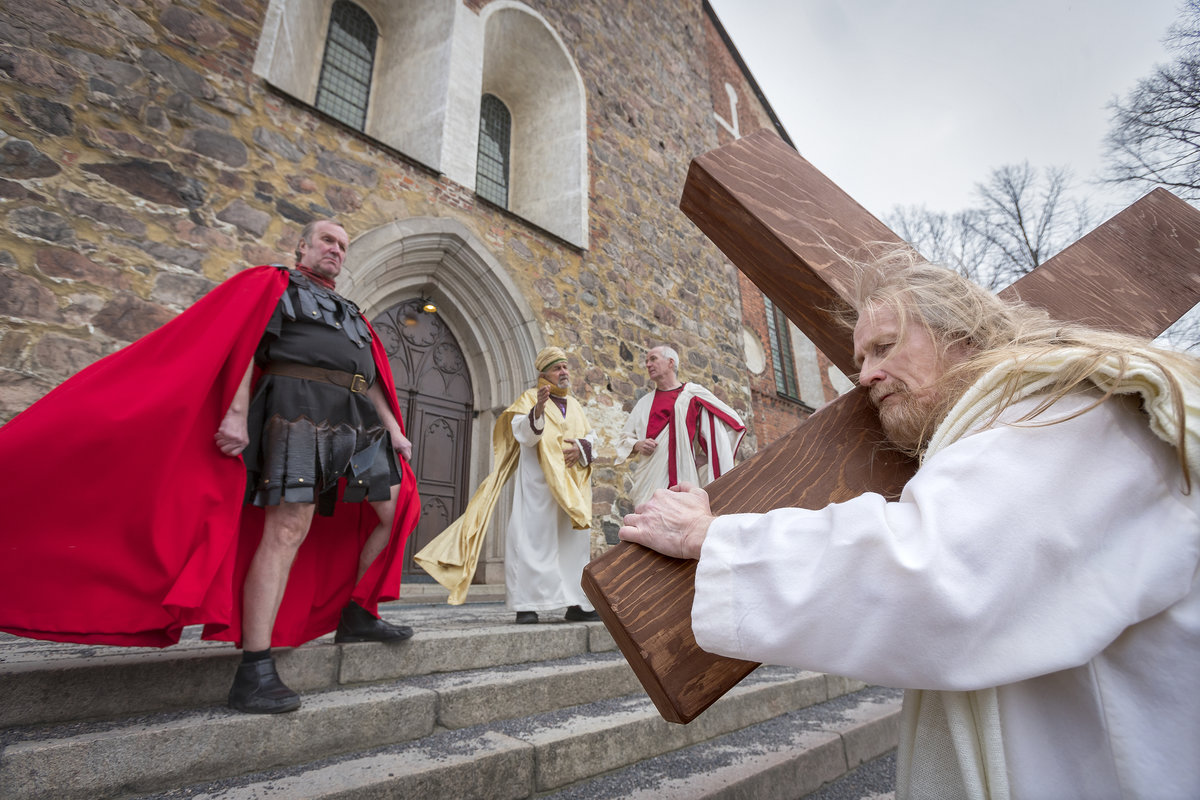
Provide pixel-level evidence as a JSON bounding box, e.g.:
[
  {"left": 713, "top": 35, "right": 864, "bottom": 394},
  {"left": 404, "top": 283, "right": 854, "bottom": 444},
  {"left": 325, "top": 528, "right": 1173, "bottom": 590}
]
[
  {"left": 704, "top": 7, "right": 819, "bottom": 446},
  {"left": 735, "top": 269, "right": 820, "bottom": 444},
  {"left": 703, "top": 5, "right": 779, "bottom": 147}
]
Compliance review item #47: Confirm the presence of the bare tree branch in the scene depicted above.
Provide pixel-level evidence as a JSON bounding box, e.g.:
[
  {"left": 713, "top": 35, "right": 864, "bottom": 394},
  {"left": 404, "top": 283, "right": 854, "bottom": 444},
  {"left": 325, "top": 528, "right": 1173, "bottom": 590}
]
[
  {"left": 888, "top": 205, "right": 1003, "bottom": 289},
  {"left": 1104, "top": 0, "right": 1200, "bottom": 199},
  {"left": 1158, "top": 303, "right": 1200, "bottom": 352},
  {"left": 887, "top": 163, "right": 1094, "bottom": 291}
]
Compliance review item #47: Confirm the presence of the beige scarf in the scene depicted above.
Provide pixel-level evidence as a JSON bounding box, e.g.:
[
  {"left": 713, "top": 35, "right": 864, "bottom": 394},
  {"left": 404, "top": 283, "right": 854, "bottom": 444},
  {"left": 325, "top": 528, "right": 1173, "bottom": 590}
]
[{"left": 898, "top": 347, "right": 1200, "bottom": 800}]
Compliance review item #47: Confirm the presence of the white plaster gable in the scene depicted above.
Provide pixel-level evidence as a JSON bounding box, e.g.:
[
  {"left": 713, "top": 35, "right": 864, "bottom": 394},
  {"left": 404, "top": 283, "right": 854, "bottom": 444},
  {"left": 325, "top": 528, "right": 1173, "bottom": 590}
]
[{"left": 253, "top": 0, "right": 590, "bottom": 248}]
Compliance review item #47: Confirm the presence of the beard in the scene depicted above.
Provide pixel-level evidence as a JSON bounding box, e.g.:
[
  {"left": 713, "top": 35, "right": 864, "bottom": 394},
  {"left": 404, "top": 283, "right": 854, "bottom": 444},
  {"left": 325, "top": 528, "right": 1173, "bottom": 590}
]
[
  {"left": 871, "top": 382, "right": 943, "bottom": 452},
  {"left": 871, "top": 368, "right": 976, "bottom": 453}
]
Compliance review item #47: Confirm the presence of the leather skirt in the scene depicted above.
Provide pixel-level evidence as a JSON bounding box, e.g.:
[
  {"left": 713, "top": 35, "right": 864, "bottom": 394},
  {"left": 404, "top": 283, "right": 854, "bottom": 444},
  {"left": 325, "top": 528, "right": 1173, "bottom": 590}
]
[{"left": 243, "top": 374, "right": 401, "bottom": 516}]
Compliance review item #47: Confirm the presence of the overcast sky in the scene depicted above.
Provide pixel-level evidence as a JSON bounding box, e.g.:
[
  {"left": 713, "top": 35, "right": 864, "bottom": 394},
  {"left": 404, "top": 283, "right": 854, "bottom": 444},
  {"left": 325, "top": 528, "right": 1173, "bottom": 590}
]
[{"left": 706, "top": 0, "right": 1182, "bottom": 223}]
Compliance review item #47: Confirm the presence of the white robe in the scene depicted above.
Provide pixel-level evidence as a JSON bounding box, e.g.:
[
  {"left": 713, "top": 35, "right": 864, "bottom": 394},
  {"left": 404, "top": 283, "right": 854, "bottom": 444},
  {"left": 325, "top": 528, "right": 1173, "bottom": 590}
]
[
  {"left": 505, "top": 409, "right": 596, "bottom": 612},
  {"left": 692, "top": 392, "right": 1200, "bottom": 799},
  {"left": 615, "top": 383, "right": 745, "bottom": 508}
]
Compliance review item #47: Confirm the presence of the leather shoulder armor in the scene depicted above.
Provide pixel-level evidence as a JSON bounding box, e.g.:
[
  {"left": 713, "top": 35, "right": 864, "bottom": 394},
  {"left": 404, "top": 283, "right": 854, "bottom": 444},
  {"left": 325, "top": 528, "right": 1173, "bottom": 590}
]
[{"left": 284, "top": 270, "right": 371, "bottom": 348}]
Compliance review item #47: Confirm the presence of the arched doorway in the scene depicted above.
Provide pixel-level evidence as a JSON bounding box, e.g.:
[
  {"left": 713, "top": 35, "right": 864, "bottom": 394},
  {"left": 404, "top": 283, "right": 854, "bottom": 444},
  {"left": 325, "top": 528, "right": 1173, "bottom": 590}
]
[
  {"left": 372, "top": 299, "right": 473, "bottom": 579},
  {"left": 344, "top": 216, "right": 543, "bottom": 587}
]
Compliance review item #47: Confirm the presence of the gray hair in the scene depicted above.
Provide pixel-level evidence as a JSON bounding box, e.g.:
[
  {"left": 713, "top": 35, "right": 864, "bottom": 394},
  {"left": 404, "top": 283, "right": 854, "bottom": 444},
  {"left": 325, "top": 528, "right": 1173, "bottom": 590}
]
[
  {"left": 294, "top": 219, "right": 344, "bottom": 262},
  {"left": 847, "top": 246, "right": 1200, "bottom": 480},
  {"left": 659, "top": 346, "right": 680, "bottom": 373}
]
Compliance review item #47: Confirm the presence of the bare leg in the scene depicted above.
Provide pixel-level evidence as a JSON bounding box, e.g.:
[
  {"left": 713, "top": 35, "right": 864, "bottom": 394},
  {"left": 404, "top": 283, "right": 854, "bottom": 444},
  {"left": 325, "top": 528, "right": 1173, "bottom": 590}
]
[
  {"left": 360, "top": 482, "right": 400, "bottom": 581},
  {"left": 241, "top": 502, "right": 316, "bottom": 651},
  {"left": 228, "top": 502, "right": 313, "bottom": 714},
  {"left": 336, "top": 483, "right": 411, "bottom": 643}
]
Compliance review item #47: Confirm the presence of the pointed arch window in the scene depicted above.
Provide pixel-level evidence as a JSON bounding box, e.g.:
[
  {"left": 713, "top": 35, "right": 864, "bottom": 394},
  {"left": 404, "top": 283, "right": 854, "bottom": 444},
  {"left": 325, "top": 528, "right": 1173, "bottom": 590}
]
[
  {"left": 476, "top": 94, "right": 511, "bottom": 208},
  {"left": 764, "top": 297, "right": 800, "bottom": 401},
  {"left": 314, "top": 0, "right": 378, "bottom": 131}
]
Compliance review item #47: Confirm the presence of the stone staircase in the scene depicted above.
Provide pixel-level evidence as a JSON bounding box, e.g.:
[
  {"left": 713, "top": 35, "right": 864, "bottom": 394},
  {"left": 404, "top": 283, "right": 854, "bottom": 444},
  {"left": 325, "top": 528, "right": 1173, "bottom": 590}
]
[{"left": 0, "top": 589, "right": 900, "bottom": 799}]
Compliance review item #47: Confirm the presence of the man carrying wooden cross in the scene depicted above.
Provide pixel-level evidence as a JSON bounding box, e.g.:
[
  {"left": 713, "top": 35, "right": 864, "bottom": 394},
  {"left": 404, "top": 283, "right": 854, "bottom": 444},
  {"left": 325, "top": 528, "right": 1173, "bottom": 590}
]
[{"left": 620, "top": 248, "right": 1200, "bottom": 799}]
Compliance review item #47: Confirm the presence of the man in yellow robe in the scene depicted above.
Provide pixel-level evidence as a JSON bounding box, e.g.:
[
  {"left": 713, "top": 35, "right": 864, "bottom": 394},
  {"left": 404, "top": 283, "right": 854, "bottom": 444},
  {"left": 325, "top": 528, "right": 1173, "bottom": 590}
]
[{"left": 415, "top": 347, "right": 598, "bottom": 623}]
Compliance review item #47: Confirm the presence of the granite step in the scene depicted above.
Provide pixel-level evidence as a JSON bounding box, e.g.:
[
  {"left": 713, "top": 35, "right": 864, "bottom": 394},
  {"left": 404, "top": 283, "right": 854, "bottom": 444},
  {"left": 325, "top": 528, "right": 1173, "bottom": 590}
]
[
  {"left": 0, "top": 601, "right": 902, "bottom": 800},
  {"left": 801, "top": 750, "right": 897, "bottom": 800},
  {"left": 0, "top": 601, "right": 611, "bottom": 728},
  {"left": 128, "top": 677, "right": 891, "bottom": 799},
  {"left": 1, "top": 654, "right": 622, "bottom": 797},
  {"left": 538, "top": 686, "right": 901, "bottom": 800}
]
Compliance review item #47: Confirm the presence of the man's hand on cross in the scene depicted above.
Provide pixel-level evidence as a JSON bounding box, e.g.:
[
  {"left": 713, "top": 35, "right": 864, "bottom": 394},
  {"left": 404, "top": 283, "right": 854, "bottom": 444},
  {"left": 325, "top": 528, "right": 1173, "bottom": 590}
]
[{"left": 619, "top": 484, "right": 714, "bottom": 561}]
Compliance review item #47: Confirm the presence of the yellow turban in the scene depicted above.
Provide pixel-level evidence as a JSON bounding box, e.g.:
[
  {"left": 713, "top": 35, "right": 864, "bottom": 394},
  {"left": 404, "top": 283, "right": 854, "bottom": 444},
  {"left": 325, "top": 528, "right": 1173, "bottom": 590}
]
[{"left": 536, "top": 346, "right": 567, "bottom": 373}]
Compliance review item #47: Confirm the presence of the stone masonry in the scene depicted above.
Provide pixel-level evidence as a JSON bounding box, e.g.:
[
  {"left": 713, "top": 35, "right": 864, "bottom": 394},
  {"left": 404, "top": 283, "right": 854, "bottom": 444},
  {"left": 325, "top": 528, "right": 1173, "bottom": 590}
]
[{"left": 0, "top": 0, "right": 824, "bottom": 552}]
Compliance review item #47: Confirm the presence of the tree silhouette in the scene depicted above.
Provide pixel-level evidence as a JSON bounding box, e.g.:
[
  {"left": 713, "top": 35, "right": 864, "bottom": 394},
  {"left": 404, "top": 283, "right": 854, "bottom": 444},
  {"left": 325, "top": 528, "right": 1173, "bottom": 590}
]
[
  {"left": 886, "top": 163, "right": 1092, "bottom": 290},
  {"left": 1105, "top": 0, "right": 1200, "bottom": 200}
]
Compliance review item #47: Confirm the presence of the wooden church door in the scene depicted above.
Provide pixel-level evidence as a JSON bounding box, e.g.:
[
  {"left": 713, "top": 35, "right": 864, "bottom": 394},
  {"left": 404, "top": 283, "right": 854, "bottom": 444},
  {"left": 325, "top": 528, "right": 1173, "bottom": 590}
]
[{"left": 372, "top": 300, "right": 474, "bottom": 578}]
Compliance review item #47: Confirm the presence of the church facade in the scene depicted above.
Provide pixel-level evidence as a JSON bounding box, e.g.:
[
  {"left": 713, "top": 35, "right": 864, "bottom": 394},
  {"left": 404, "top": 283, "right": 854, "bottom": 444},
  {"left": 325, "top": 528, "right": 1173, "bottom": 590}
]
[{"left": 0, "top": 0, "right": 845, "bottom": 584}]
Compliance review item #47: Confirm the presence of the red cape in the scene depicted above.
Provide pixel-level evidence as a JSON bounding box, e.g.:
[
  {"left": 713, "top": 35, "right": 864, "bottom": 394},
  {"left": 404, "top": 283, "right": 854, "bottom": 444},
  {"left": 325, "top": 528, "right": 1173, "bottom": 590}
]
[{"left": 0, "top": 266, "right": 419, "bottom": 648}]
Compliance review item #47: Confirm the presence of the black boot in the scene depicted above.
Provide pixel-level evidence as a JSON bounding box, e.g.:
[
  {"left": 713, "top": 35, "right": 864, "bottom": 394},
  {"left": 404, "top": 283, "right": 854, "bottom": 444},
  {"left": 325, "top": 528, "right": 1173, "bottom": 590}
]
[
  {"left": 335, "top": 600, "right": 414, "bottom": 643},
  {"left": 515, "top": 610, "right": 538, "bottom": 624},
  {"left": 565, "top": 605, "right": 600, "bottom": 622},
  {"left": 227, "top": 656, "right": 301, "bottom": 714}
]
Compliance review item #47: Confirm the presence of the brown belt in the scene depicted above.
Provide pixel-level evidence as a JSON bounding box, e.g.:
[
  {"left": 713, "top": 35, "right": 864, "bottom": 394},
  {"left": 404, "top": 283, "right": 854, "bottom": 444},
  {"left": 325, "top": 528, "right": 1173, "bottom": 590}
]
[{"left": 264, "top": 362, "right": 370, "bottom": 393}]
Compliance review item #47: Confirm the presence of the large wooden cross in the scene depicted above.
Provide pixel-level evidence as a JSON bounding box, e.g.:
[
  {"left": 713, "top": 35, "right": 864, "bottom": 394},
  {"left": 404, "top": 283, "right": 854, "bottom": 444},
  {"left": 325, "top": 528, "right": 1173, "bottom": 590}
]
[{"left": 582, "top": 129, "right": 1200, "bottom": 724}]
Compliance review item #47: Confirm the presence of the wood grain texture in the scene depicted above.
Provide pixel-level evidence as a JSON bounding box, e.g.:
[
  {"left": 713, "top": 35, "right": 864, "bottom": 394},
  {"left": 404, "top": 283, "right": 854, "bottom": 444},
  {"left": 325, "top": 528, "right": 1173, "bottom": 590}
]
[
  {"left": 581, "top": 544, "right": 757, "bottom": 724},
  {"left": 678, "top": 130, "right": 908, "bottom": 374},
  {"left": 998, "top": 188, "right": 1200, "bottom": 338},
  {"left": 583, "top": 389, "right": 915, "bottom": 723},
  {"left": 584, "top": 131, "right": 1200, "bottom": 725}
]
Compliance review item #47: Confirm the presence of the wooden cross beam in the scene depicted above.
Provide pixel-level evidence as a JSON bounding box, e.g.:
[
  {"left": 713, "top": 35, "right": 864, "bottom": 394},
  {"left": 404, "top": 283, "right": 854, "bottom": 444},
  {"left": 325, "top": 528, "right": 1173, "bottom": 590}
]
[{"left": 582, "top": 129, "right": 1200, "bottom": 724}]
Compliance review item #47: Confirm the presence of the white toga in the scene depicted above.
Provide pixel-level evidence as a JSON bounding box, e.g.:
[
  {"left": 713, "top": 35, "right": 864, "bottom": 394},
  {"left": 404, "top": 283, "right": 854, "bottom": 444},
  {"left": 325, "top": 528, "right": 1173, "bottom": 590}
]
[
  {"left": 692, "top": 391, "right": 1200, "bottom": 799},
  {"left": 505, "top": 407, "right": 596, "bottom": 612},
  {"left": 615, "top": 383, "right": 745, "bottom": 508}
]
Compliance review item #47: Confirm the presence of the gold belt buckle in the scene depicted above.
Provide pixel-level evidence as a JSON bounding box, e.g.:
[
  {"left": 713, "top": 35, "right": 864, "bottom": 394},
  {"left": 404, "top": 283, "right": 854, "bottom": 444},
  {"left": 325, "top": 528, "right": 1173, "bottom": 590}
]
[{"left": 350, "top": 373, "right": 368, "bottom": 393}]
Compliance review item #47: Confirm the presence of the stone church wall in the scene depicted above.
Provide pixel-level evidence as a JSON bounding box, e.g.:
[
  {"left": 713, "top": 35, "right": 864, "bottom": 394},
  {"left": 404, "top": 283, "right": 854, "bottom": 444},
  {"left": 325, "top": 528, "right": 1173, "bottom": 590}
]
[{"left": 0, "top": 0, "right": 819, "bottom": 548}]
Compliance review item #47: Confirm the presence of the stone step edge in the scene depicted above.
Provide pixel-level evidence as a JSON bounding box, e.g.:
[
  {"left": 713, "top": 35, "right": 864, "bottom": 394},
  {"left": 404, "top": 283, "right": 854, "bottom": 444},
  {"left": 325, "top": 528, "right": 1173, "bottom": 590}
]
[
  {"left": 1, "top": 621, "right": 616, "bottom": 728},
  {"left": 797, "top": 751, "right": 898, "bottom": 800},
  {"left": 541, "top": 687, "right": 903, "bottom": 800},
  {"left": 160, "top": 687, "right": 900, "bottom": 800},
  {"left": 3, "top": 651, "right": 636, "bottom": 748},
  {"left": 1, "top": 668, "right": 857, "bottom": 800},
  {"left": 0, "top": 657, "right": 638, "bottom": 800}
]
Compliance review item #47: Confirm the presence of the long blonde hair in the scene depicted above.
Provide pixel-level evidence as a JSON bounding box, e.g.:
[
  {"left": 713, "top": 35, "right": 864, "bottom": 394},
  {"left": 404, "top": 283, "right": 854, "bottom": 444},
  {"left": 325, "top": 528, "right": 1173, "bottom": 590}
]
[{"left": 844, "top": 248, "right": 1200, "bottom": 482}]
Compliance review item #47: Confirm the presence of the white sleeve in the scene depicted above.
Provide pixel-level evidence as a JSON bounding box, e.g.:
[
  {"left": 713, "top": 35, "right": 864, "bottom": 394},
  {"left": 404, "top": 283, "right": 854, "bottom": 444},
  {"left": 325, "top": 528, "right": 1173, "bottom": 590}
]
[
  {"left": 578, "top": 428, "right": 597, "bottom": 467},
  {"left": 615, "top": 397, "right": 649, "bottom": 465},
  {"left": 692, "top": 395, "right": 1200, "bottom": 690},
  {"left": 511, "top": 409, "right": 541, "bottom": 447}
]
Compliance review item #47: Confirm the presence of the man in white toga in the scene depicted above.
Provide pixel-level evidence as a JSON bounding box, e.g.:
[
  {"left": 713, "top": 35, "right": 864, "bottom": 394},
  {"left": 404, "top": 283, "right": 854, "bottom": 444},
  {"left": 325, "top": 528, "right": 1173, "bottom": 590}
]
[
  {"left": 415, "top": 346, "right": 599, "bottom": 624},
  {"left": 615, "top": 345, "right": 745, "bottom": 508}
]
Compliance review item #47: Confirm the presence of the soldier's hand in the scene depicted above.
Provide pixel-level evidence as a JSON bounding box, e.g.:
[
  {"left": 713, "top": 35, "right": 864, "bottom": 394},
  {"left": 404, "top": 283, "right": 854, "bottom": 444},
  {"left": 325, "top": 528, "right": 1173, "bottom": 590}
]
[
  {"left": 393, "top": 431, "right": 413, "bottom": 461},
  {"left": 215, "top": 409, "right": 250, "bottom": 457}
]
